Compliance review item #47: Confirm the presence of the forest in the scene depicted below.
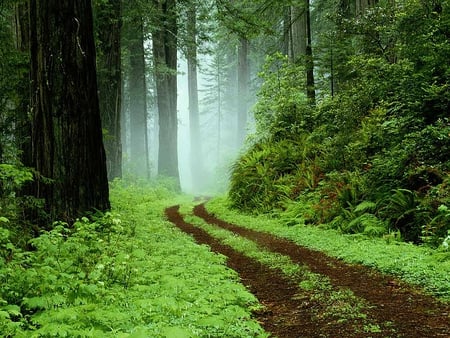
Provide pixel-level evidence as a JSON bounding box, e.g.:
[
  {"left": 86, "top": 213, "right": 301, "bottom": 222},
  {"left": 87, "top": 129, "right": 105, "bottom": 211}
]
[{"left": 0, "top": 0, "right": 449, "bottom": 337}]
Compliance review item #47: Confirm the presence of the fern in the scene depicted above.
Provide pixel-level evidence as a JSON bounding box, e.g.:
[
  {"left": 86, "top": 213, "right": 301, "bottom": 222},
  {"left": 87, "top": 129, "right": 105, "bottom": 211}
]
[{"left": 354, "top": 201, "right": 377, "bottom": 214}]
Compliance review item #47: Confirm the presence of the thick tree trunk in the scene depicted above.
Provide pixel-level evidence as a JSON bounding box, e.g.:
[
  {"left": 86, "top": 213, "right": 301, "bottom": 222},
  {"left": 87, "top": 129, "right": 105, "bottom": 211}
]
[
  {"left": 95, "top": 0, "right": 122, "bottom": 180},
  {"left": 290, "top": 5, "right": 307, "bottom": 60},
  {"left": 237, "top": 37, "right": 249, "bottom": 146},
  {"left": 186, "top": 4, "right": 203, "bottom": 189},
  {"left": 152, "top": 0, "right": 180, "bottom": 186},
  {"left": 128, "top": 18, "right": 150, "bottom": 178},
  {"left": 14, "top": 2, "right": 32, "bottom": 168},
  {"left": 29, "top": 0, "right": 110, "bottom": 224}
]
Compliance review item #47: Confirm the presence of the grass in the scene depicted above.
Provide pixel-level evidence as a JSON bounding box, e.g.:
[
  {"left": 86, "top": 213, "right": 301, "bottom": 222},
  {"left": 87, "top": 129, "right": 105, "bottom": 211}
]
[
  {"left": 183, "top": 213, "right": 384, "bottom": 332},
  {"left": 206, "top": 196, "right": 450, "bottom": 302},
  {"left": 0, "top": 182, "right": 267, "bottom": 337}
]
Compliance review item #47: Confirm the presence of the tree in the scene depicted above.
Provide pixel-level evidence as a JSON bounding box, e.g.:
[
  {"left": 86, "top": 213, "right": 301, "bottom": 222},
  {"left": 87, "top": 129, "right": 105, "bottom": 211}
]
[
  {"left": 288, "top": 0, "right": 315, "bottom": 105},
  {"left": 237, "top": 37, "right": 249, "bottom": 145},
  {"left": 29, "top": 0, "right": 110, "bottom": 224},
  {"left": 127, "top": 14, "right": 150, "bottom": 178},
  {"left": 185, "top": 1, "right": 203, "bottom": 189},
  {"left": 95, "top": 0, "right": 123, "bottom": 180},
  {"left": 152, "top": 0, "right": 180, "bottom": 186}
]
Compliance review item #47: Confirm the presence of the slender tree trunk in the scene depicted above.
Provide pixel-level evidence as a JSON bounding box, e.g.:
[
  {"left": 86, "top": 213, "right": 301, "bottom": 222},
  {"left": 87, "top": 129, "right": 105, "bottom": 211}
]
[
  {"left": 186, "top": 4, "right": 202, "bottom": 189},
  {"left": 128, "top": 18, "right": 149, "bottom": 178},
  {"left": 305, "top": 0, "right": 316, "bottom": 105},
  {"left": 237, "top": 37, "right": 249, "bottom": 146},
  {"left": 29, "top": 0, "right": 110, "bottom": 225},
  {"left": 282, "top": 6, "right": 291, "bottom": 56},
  {"left": 289, "top": 1, "right": 315, "bottom": 105},
  {"left": 152, "top": 0, "right": 180, "bottom": 186},
  {"left": 95, "top": 0, "right": 122, "bottom": 180}
]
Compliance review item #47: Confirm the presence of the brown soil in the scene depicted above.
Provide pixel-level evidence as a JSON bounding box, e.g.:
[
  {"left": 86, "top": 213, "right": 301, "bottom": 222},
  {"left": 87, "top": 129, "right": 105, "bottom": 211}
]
[{"left": 165, "top": 204, "right": 450, "bottom": 338}]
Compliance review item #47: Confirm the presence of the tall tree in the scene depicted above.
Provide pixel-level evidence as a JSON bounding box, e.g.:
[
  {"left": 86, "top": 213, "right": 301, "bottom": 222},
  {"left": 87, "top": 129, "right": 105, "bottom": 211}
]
[
  {"left": 237, "top": 37, "right": 249, "bottom": 145},
  {"left": 186, "top": 1, "right": 203, "bottom": 189},
  {"left": 95, "top": 0, "right": 123, "bottom": 180},
  {"left": 152, "top": 0, "right": 180, "bottom": 185},
  {"left": 127, "top": 16, "right": 150, "bottom": 178},
  {"left": 29, "top": 0, "right": 110, "bottom": 224},
  {"left": 13, "top": 1, "right": 32, "bottom": 168},
  {"left": 289, "top": 0, "right": 315, "bottom": 105}
]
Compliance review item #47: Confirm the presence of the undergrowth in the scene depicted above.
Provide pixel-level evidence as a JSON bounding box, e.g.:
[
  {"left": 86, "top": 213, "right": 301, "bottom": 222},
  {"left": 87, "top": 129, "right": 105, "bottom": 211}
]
[{"left": 0, "top": 181, "right": 267, "bottom": 337}]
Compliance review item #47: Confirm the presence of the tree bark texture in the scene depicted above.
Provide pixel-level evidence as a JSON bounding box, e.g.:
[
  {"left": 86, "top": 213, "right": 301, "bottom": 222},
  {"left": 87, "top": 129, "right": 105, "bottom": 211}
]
[
  {"left": 305, "top": 0, "right": 316, "bottom": 105},
  {"left": 290, "top": 5, "right": 307, "bottom": 61},
  {"left": 152, "top": 0, "right": 180, "bottom": 185},
  {"left": 14, "top": 2, "right": 32, "bottom": 168},
  {"left": 29, "top": 0, "right": 110, "bottom": 224},
  {"left": 95, "top": 0, "right": 122, "bottom": 180}
]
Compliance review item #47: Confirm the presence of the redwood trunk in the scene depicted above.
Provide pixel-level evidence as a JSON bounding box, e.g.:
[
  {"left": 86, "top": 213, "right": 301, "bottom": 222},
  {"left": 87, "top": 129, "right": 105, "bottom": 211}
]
[
  {"left": 96, "top": 0, "right": 123, "bottom": 180},
  {"left": 30, "top": 0, "right": 110, "bottom": 224}
]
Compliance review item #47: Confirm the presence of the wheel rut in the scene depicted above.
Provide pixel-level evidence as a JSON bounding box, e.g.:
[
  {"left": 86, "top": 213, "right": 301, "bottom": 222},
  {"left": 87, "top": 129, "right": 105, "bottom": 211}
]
[
  {"left": 193, "top": 203, "right": 450, "bottom": 338},
  {"left": 166, "top": 205, "right": 359, "bottom": 338}
]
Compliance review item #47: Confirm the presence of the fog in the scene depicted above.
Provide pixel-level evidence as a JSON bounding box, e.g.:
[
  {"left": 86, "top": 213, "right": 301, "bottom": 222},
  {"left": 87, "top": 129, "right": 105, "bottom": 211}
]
[{"left": 121, "top": 43, "right": 255, "bottom": 195}]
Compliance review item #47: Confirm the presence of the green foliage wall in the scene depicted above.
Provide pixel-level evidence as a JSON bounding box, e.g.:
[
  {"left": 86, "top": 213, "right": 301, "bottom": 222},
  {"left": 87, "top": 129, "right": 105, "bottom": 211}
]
[{"left": 229, "top": 0, "right": 450, "bottom": 246}]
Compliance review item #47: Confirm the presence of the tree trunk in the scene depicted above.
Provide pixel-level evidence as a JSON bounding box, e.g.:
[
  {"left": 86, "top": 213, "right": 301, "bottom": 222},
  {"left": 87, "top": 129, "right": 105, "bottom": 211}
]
[
  {"left": 305, "top": 0, "right": 316, "bottom": 105},
  {"left": 290, "top": 5, "right": 307, "bottom": 61},
  {"left": 289, "top": 1, "right": 315, "bottom": 105},
  {"left": 186, "top": 4, "right": 203, "bottom": 189},
  {"left": 237, "top": 37, "right": 249, "bottom": 146},
  {"left": 29, "top": 0, "right": 110, "bottom": 225},
  {"left": 14, "top": 2, "right": 32, "bottom": 168},
  {"left": 152, "top": 0, "right": 180, "bottom": 186},
  {"left": 95, "top": 0, "right": 122, "bottom": 180},
  {"left": 128, "top": 18, "right": 150, "bottom": 178}
]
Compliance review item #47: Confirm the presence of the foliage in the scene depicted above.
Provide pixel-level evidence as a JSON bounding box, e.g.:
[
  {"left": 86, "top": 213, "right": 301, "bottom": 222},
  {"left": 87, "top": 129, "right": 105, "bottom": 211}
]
[
  {"left": 229, "top": 0, "right": 450, "bottom": 246},
  {"left": 0, "top": 182, "right": 267, "bottom": 337}
]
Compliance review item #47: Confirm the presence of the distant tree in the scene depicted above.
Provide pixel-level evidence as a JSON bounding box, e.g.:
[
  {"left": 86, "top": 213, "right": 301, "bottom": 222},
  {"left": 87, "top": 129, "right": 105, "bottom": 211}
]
[
  {"left": 185, "top": 1, "right": 204, "bottom": 189},
  {"left": 126, "top": 14, "right": 150, "bottom": 178},
  {"left": 29, "top": 0, "right": 110, "bottom": 224},
  {"left": 152, "top": 0, "right": 180, "bottom": 186},
  {"left": 237, "top": 37, "right": 249, "bottom": 145},
  {"left": 95, "top": 0, "right": 123, "bottom": 180}
]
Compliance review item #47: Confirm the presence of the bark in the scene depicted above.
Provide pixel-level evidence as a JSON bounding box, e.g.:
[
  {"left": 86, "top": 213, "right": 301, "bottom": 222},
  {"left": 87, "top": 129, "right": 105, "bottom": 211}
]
[
  {"left": 290, "top": 5, "right": 307, "bottom": 61},
  {"left": 128, "top": 18, "right": 150, "bottom": 178},
  {"left": 96, "top": 0, "right": 122, "bottom": 180},
  {"left": 289, "top": 1, "right": 315, "bottom": 105},
  {"left": 282, "top": 6, "right": 291, "bottom": 56},
  {"left": 305, "top": 0, "right": 316, "bottom": 105},
  {"left": 29, "top": 0, "right": 110, "bottom": 224},
  {"left": 152, "top": 0, "right": 180, "bottom": 186},
  {"left": 237, "top": 37, "right": 249, "bottom": 146},
  {"left": 13, "top": 2, "right": 32, "bottom": 168},
  {"left": 186, "top": 4, "right": 203, "bottom": 189}
]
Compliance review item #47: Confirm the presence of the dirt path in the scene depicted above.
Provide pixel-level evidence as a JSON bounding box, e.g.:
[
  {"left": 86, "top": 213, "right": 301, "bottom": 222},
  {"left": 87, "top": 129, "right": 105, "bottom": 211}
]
[{"left": 166, "top": 204, "right": 450, "bottom": 337}]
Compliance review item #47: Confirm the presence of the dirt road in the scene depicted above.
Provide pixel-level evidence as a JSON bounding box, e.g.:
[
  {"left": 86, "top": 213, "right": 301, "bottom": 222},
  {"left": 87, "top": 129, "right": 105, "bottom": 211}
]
[{"left": 165, "top": 204, "right": 450, "bottom": 338}]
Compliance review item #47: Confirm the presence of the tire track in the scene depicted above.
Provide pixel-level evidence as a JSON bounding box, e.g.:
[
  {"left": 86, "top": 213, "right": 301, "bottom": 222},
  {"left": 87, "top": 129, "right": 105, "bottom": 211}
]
[
  {"left": 165, "top": 205, "right": 363, "bottom": 338},
  {"left": 193, "top": 203, "right": 450, "bottom": 338}
]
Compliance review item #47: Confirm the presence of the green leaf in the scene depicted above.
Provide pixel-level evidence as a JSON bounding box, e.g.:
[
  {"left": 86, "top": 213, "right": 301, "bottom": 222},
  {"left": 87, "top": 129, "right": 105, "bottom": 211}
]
[{"left": 161, "top": 326, "right": 192, "bottom": 338}]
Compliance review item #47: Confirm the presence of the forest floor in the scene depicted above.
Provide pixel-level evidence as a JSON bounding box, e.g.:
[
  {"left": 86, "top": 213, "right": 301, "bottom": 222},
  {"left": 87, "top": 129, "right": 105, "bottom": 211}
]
[{"left": 165, "top": 203, "right": 450, "bottom": 338}]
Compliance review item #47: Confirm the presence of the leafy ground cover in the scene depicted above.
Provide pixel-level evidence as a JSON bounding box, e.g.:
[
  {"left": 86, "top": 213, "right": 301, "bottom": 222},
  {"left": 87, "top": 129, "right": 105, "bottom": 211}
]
[
  {"left": 207, "top": 197, "right": 450, "bottom": 302},
  {"left": 0, "top": 183, "right": 266, "bottom": 337}
]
